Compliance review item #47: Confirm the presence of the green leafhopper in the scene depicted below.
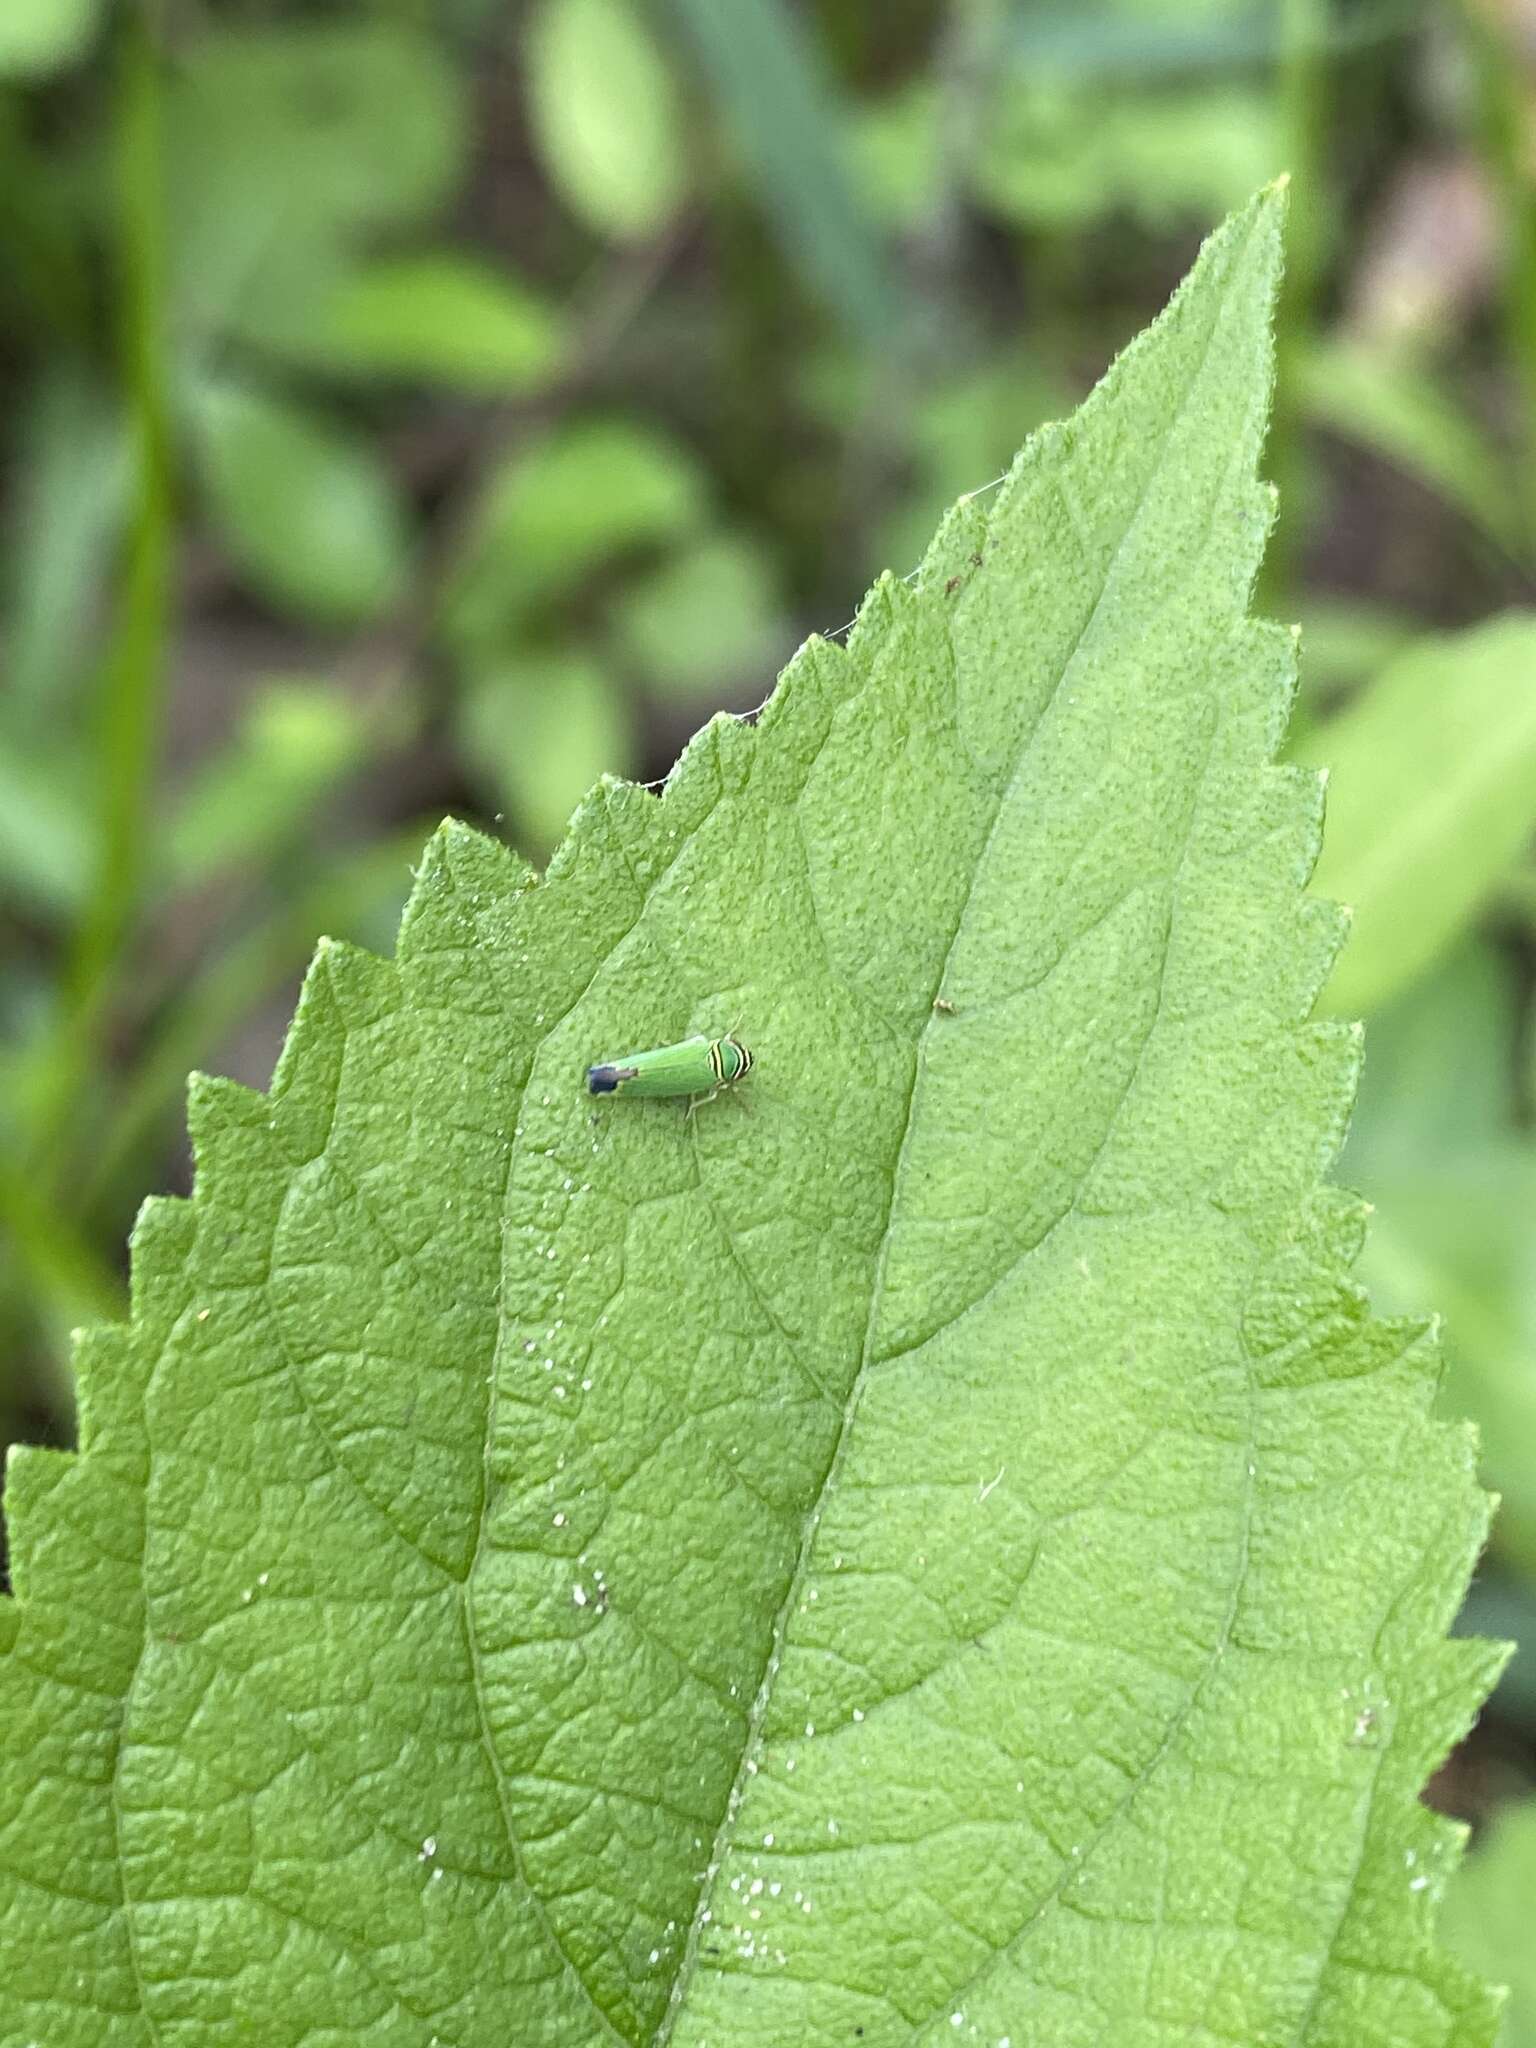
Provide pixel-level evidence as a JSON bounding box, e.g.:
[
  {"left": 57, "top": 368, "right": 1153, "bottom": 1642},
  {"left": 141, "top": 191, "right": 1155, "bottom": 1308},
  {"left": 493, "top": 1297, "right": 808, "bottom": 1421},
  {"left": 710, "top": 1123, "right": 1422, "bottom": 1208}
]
[{"left": 586, "top": 1032, "right": 753, "bottom": 1102}]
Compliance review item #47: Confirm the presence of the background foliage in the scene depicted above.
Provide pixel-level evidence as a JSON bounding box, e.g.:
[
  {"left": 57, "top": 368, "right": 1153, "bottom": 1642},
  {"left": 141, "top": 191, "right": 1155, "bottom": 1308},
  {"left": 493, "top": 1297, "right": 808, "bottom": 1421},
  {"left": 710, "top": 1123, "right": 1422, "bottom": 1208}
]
[{"left": 2, "top": 0, "right": 1536, "bottom": 2021}]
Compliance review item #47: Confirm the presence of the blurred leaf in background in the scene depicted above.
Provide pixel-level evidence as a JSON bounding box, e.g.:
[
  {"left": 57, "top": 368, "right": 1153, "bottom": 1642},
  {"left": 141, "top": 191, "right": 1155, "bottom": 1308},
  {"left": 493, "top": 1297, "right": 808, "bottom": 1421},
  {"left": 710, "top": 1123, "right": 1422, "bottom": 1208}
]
[
  {"left": 1442, "top": 1797, "right": 1536, "bottom": 2045},
  {"left": 274, "top": 254, "right": 566, "bottom": 390},
  {"left": 526, "top": 0, "right": 689, "bottom": 241},
  {"left": 614, "top": 532, "right": 783, "bottom": 704},
  {"left": 167, "top": 20, "right": 464, "bottom": 337},
  {"left": 0, "top": 0, "right": 102, "bottom": 78},
  {"left": 460, "top": 648, "right": 632, "bottom": 846},
  {"left": 167, "top": 682, "right": 378, "bottom": 889},
  {"left": 1300, "top": 339, "right": 1523, "bottom": 565},
  {"left": 1298, "top": 615, "right": 1536, "bottom": 1017},
  {"left": 442, "top": 417, "right": 710, "bottom": 647},
  {"left": 859, "top": 0, "right": 1284, "bottom": 238},
  {"left": 193, "top": 382, "right": 411, "bottom": 624},
  {"left": 1342, "top": 942, "right": 1536, "bottom": 1581}
]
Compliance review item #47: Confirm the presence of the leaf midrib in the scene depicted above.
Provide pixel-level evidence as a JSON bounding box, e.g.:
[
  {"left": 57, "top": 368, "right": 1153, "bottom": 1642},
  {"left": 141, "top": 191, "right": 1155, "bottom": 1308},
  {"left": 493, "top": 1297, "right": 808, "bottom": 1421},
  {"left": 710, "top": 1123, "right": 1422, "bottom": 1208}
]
[{"left": 655, "top": 212, "right": 1260, "bottom": 2046}]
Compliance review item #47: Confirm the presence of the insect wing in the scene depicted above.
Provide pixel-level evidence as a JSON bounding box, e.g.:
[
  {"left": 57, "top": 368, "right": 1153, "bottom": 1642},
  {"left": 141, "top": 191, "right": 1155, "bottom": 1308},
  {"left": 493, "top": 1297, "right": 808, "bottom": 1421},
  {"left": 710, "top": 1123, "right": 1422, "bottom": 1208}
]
[
  {"left": 586, "top": 1062, "right": 640, "bottom": 1096},
  {"left": 587, "top": 1035, "right": 714, "bottom": 1099},
  {"left": 585, "top": 1032, "right": 756, "bottom": 1100}
]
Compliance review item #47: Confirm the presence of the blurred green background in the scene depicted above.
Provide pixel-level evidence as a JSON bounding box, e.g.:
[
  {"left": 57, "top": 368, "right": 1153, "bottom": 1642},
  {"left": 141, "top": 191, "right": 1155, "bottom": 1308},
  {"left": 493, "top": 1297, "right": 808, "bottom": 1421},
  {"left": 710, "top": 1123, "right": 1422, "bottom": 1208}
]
[{"left": 4, "top": 0, "right": 1536, "bottom": 2012}]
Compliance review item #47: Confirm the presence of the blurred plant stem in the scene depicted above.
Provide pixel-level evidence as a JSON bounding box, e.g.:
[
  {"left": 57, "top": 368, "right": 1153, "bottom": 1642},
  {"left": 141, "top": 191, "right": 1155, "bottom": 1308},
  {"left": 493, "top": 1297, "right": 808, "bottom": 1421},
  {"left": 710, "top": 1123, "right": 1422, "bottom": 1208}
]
[
  {"left": 660, "top": 0, "right": 895, "bottom": 343},
  {"left": 31, "top": 12, "right": 173, "bottom": 1182},
  {"left": 842, "top": 0, "right": 1008, "bottom": 562},
  {"left": 1460, "top": 0, "right": 1536, "bottom": 554},
  {"left": 1266, "top": 0, "right": 1333, "bottom": 610},
  {"left": 0, "top": 1168, "right": 117, "bottom": 1419},
  {"left": 918, "top": 0, "right": 1008, "bottom": 295},
  {"left": 0, "top": 99, "right": 91, "bottom": 343},
  {"left": 0, "top": 1169, "right": 123, "bottom": 1328}
]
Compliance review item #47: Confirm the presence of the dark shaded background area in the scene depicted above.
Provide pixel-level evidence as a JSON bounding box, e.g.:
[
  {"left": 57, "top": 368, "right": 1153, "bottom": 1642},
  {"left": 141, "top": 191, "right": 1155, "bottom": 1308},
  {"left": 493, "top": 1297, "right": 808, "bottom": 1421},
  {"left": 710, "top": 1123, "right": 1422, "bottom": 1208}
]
[{"left": 4, "top": 0, "right": 1536, "bottom": 2004}]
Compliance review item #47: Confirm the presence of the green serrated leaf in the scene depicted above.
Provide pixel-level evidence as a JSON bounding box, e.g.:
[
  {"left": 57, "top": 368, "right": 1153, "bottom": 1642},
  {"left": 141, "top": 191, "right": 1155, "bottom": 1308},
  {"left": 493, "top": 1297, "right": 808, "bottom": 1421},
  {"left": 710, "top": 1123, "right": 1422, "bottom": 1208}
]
[
  {"left": 0, "top": 188, "right": 1506, "bottom": 2045},
  {"left": 1301, "top": 615, "right": 1536, "bottom": 1017}
]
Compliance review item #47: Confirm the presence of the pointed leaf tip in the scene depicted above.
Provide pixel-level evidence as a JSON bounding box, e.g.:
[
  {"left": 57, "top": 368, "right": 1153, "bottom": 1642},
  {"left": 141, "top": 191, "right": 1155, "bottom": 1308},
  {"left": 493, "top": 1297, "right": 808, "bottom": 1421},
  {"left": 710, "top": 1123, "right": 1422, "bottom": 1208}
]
[{"left": 0, "top": 191, "right": 1504, "bottom": 2048}]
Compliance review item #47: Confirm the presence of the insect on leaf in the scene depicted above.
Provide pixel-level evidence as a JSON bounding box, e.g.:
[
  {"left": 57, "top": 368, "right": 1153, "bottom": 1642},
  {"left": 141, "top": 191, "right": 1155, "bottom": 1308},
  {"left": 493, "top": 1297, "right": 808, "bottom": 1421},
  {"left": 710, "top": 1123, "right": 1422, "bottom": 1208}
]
[{"left": 0, "top": 185, "right": 1508, "bottom": 2046}]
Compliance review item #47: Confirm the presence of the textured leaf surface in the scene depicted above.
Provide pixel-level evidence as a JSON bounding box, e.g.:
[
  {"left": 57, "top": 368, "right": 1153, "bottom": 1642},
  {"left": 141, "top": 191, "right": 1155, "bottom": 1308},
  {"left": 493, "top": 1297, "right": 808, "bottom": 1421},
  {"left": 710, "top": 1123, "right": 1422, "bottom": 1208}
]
[{"left": 0, "top": 190, "right": 1504, "bottom": 2046}]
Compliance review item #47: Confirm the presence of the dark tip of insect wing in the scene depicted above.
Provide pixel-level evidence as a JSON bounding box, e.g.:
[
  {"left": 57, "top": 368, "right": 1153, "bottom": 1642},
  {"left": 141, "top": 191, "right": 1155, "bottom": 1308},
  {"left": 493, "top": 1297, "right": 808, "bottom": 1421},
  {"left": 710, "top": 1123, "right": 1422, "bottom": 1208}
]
[{"left": 587, "top": 1064, "right": 627, "bottom": 1095}]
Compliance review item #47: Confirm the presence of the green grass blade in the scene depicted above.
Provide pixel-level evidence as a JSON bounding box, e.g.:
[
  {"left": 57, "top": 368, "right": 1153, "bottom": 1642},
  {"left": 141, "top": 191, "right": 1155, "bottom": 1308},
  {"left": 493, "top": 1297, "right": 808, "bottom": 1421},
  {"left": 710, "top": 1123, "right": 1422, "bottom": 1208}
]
[{"left": 658, "top": 0, "right": 897, "bottom": 342}]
